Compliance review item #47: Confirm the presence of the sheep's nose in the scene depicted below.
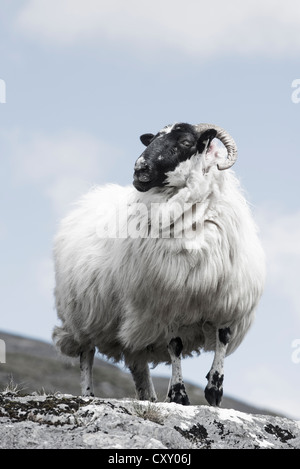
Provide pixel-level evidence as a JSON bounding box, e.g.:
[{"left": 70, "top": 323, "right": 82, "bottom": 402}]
[
  {"left": 136, "top": 172, "right": 151, "bottom": 183},
  {"left": 133, "top": 168, "right": 151, "bottom": 183},
  {"left": 134, "top": 157, "right": 152, "bottom": 183},
  {"left": 134, "top": 156, "right": 149, "bottom": 172}
]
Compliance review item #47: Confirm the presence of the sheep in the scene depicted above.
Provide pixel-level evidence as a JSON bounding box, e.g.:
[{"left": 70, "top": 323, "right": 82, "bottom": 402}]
[{"left": 52, "top": 122, "right": 265, "bottom": 406}]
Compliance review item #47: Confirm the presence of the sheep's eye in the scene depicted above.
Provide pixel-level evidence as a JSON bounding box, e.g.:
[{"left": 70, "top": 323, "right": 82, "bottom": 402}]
[{"left": 180, "top": 140, "right": 192, "bottom": 147}]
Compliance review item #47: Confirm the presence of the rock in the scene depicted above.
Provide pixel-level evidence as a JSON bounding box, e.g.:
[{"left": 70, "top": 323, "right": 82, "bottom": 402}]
[{"left": 0, "top": 392, "right": 299, "bottom": 449}]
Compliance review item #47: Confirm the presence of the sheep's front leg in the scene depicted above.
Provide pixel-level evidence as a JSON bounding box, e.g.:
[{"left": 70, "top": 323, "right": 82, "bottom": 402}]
[
  {"left": 205, "top": 327, "right": 231, "bottom": 406},
  {"left": 129, "top": 361, "right": 157, "bottom": 402},
  {"left": 167, "top": 337, "right": 190, "bottom": 405},
  {"left": 80, "top": 348, "right": 95, "bottom": 396}
]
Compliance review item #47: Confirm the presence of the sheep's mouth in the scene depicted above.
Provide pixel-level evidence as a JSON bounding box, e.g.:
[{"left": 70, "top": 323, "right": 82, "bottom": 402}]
[
  {"left": 133, "top": 172, "right": 153, "bottom": 192},
  {"left": 133, "top": 178, "right": 152, "bottom": 192}
]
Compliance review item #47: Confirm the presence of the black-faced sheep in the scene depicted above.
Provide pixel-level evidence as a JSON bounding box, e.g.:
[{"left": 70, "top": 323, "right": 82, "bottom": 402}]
[{"left": 53, "top": 122, "right": 265, "bottom": 406}]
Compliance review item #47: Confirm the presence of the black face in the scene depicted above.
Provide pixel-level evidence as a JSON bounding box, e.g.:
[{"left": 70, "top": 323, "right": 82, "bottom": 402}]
[{"left": 133, "top": 123, "right": 217, "bottom": 192}]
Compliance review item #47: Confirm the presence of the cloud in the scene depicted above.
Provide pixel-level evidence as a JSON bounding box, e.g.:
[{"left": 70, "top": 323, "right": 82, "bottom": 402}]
[
  {"left": 14, "top": 0, "right": 300, "bottom": 59},
  {"left": 7, "top": 129, "right": 121, "bottom": 216}
]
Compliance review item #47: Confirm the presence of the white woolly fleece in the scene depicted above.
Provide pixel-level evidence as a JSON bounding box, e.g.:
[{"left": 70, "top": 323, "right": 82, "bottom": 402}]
[{"left": 53, "top": 145, "right": 265, "bottom": 367}]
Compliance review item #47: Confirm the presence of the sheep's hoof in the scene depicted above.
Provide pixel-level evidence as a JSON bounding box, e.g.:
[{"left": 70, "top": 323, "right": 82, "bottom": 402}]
[
  {"left": 168, "top": 383, "right": 190, "bottom": 406},
  {"left": 205, "top": 370, "right": 224, "bottom": 406},
  {"left": 204, "top": 385, "right": 223, "bottom": 407}
]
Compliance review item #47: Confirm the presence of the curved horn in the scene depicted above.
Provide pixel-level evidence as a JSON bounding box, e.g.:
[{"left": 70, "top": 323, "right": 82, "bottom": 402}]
[{"left": 193, "top": 123, "right": 237, "bottom": 170}]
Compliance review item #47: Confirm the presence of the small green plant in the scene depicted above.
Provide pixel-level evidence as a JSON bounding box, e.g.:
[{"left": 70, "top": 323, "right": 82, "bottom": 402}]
[{"left": 133, "top": 401, "right": 164, "bottom": 425}]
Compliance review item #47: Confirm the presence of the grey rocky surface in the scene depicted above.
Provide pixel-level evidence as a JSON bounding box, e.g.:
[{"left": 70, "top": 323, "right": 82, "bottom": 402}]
[{"left": 0, "top": 392, "right": 299, "bottom": 449}]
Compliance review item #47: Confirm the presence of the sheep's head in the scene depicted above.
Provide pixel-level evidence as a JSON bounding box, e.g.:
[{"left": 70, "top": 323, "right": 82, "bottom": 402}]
[{"left": 133, "top": 123, "right": 237, "bottom": 192}]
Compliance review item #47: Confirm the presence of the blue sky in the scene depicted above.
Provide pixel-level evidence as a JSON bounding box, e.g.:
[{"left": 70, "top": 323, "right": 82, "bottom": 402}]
[{"left": 1, "top": 0, "right": 300, "bottom": 419}]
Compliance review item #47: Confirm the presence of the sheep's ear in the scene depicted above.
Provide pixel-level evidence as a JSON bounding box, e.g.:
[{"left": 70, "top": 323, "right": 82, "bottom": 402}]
[
  {"left": 140, "top": 133, "right": 154, "bottom": 146},
  {"left": 196, "top": 129, "right": 217, "bottom": 154}
]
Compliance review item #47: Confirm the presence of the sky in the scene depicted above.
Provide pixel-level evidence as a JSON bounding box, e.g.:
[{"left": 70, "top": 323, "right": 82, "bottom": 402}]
[{"left": 0, "top": 0, "right": 300, "bottom": 419}]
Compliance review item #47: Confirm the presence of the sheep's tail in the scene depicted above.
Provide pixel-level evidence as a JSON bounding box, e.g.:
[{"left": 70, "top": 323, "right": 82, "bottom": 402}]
[{"left": 52, "top": 325, "right": 81, "bottom": 358}]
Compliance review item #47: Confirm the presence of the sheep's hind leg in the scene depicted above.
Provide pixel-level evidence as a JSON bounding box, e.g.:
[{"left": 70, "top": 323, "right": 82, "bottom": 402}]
[
  {"left": 167, "top": 337, "right": 190, "bottom": 405},
  {"left": 129, "top": 361, "right": 157, "bottom": 402},
  {"left": 80, "top": 348, "right": 95, "bottom": 396},
  {"left": 205, "top": 327, "right": 231, "bottom": 406}
]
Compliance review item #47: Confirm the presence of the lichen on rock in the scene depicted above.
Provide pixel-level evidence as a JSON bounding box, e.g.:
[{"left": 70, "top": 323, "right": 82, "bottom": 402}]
[{"left": 0, "top": 392, "right": 299, "bottom": 449}]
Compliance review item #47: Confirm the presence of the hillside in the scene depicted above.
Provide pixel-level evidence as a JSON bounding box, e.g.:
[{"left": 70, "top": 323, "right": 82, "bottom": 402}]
[{"left": 0, "top": 331, "right": 280, "bottom": 416}]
